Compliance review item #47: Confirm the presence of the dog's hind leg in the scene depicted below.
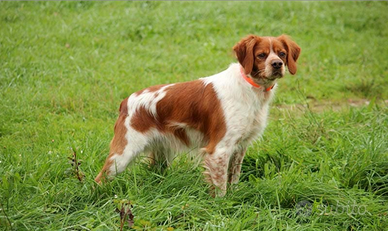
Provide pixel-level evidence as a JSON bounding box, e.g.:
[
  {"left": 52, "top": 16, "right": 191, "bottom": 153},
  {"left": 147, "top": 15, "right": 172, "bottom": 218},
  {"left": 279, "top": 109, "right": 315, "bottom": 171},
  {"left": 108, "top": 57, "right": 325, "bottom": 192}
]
[
  {"left": 95, "top": 131, "right": 150, "bottom": 183},
  {"left": 95, "top": 110, "right": 150, "bottom": 184}
]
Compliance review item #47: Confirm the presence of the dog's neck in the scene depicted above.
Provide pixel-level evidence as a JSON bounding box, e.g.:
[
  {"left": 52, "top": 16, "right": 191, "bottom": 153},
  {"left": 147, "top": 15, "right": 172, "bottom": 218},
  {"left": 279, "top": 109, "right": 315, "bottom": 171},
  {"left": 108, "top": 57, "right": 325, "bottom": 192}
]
[{"left": 239, "top": 66, "right": 275, "bottom": 92}]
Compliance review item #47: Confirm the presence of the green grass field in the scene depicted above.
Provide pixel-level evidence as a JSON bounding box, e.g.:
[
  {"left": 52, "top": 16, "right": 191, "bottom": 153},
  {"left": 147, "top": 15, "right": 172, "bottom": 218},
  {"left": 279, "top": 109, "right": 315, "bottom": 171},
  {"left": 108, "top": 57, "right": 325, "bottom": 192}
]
[{"left": 1, "top": 1, "right": 388, "bottom": 230}]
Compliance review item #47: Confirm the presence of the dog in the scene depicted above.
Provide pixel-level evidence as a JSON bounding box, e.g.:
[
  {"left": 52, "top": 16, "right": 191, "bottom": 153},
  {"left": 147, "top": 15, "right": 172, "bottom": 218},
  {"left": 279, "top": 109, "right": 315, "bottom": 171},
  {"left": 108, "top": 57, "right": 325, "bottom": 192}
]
[{"left": 95, "top": 34, "right": 301, "bottom": 197}]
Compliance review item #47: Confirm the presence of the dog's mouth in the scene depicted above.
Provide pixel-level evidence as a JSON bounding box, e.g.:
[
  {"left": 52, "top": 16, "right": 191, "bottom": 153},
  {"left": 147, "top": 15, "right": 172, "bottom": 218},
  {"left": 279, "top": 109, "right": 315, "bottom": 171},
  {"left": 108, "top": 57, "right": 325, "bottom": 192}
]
[
  {"left": 259, "top": 72, "right": 283, "bottom": 82},
  {"left": 251, "top": 67, "right": 283, "bottom": 81},
  {"left": 267, "top": 71, "right": 283, "bottom": 80},
  {"left": 250, "top": 75, "right": 278, "bottom": 88}
]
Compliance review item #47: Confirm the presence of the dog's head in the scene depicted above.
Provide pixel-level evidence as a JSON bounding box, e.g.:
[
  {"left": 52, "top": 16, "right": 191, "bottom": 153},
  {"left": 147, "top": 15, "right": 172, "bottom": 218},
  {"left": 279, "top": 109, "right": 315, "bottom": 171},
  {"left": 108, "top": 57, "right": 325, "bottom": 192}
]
[{"left": 233, "top": 35, "right": 301, "bottom": 84}]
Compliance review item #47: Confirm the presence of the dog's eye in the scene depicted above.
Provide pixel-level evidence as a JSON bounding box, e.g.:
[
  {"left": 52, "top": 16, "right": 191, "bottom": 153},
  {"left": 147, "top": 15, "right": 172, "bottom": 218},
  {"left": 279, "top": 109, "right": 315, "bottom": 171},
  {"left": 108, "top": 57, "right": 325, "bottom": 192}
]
[
  {"left": 279, "top": 52, "right": 286, "bottom": 57},
  {"left": 257, "top": 53, "right": 266, "bottom": 58}
]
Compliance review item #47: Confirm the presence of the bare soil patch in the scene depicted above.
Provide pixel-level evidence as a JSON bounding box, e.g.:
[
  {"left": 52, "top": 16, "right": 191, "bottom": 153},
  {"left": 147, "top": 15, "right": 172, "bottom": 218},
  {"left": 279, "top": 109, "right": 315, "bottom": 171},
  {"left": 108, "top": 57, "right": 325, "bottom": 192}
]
[{"left": 275, "top": 99, "right": 387, "bottom": 114}]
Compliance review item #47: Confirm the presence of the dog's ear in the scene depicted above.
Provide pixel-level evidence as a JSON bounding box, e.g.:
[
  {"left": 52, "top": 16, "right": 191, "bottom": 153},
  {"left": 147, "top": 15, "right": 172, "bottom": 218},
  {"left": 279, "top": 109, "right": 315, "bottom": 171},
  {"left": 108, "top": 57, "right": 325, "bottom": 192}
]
[
  {"left": 233, "top": 35, "right": 259, "bottom": 75},
  {"left": 278, "top": 35, "right": 301, "bottom": 75}
]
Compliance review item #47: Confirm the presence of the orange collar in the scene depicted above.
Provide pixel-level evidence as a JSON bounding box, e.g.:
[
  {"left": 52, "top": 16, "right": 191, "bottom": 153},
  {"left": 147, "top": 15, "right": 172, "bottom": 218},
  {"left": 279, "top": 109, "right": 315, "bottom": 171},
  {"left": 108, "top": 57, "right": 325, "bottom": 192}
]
[{"left": 240, "top": 66, "right": 274, "bottom": 92}]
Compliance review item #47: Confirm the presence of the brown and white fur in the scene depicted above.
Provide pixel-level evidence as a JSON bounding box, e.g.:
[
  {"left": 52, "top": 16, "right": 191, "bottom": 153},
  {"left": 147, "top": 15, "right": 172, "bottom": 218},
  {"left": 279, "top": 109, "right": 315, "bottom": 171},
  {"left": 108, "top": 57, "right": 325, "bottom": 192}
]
[{"left": 95, "top": 34, "right": 301, "bottom": 197}]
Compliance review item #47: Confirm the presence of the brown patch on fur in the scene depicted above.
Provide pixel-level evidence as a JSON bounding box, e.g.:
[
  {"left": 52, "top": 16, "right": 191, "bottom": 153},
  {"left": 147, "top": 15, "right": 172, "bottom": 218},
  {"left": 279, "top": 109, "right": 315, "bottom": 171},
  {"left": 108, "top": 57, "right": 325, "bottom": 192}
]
[
  {"left": 130, "top": 80, "right": 226, "bottom": 153},
  {"left": 233, "top": 35, "right": 259, "bottom": 75},
  {"left": 130, "top": 106, "right": 157, "bottom": 133},
  {"left": 277, "top": 35, "right": 301, "bottom": 75},
  {"left": 95, "top": 98, "right": 129, "bottom": 183},
  {"left": 111, "top": 98, "right": 129, "bottom": 154}
]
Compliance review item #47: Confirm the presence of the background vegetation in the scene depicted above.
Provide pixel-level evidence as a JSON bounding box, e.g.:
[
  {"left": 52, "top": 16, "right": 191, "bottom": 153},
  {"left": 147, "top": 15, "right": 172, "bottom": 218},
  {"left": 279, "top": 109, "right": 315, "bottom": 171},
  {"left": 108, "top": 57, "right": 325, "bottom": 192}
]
[{"left": 1, "top": 1, "right": 387, "bottom": 230}]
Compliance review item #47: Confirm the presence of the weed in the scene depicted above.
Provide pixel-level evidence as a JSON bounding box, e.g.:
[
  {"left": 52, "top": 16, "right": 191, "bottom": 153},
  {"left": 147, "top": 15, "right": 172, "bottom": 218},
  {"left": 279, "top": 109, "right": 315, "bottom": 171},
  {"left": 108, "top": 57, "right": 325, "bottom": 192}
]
[
  {"left": 66, "top": 148, "right": 84, "bottom": 182},
  {"left": 114, "top": 199, "right": 134, "bottom": 231}
]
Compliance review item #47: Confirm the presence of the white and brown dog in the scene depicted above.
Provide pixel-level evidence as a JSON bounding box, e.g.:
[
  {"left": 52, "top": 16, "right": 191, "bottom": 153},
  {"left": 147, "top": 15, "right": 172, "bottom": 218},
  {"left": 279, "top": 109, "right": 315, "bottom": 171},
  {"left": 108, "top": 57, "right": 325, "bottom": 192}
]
[{"left": 95, "top": 35, "right": 301, "bottom": 197}]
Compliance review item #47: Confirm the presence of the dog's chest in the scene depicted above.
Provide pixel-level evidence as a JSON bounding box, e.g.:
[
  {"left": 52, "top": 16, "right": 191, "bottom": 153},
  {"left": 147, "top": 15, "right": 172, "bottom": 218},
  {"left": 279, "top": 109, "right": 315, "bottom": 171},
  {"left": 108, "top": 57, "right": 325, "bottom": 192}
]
[
  {"left": 220, "top": 89, "right": 273, "bottom": 144},
  {"left": 240, "top": 97, "right": 270, "bottom": 140}
]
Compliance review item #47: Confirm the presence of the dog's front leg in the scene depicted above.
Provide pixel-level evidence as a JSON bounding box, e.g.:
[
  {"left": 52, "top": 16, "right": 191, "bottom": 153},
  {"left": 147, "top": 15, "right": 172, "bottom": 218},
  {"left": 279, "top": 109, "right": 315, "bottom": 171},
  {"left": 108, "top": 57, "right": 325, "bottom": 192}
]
[
  {"left": 203, "top": 148, "right": 231, "bottom": 197},
  {"left": 228, "top": 148, "right": 247, "bottom": 185}
]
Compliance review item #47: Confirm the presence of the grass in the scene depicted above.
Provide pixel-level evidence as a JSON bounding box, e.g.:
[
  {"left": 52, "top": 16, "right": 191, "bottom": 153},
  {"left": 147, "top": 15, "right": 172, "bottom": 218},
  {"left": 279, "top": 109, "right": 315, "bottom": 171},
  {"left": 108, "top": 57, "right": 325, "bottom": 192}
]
[{"left": 1, "top": 1, "right": 388, "bottom": 230}]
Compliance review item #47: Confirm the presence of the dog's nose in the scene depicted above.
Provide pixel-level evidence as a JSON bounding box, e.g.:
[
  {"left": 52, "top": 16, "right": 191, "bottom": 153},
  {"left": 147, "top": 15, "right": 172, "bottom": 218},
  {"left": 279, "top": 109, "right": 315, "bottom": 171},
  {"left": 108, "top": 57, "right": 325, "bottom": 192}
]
[{"left": 271, "top": 60, "right": 283, "bottom": 69}]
